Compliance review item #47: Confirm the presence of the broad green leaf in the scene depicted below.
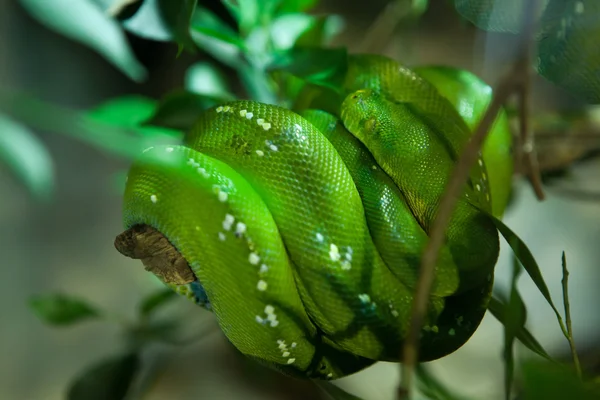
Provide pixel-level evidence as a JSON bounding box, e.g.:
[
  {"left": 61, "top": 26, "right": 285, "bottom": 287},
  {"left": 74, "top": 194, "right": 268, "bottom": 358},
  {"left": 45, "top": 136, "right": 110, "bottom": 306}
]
[
  {"left": 314, "top": 381, "right": 364, "bottom": 400},
  {"left": 0, "top": 113, "right": 54, "bottom": 200},
  {"left": 267, "top": 47, "right": 348, "bottom": 92},
  {"left": 190, "top": 7, "right": 244, "bottom": 67},
  {"left": 67, "top": 353, "right": 140, "bottom": 400},
  {"left": 185, "top": 62, "right": 235, "bottom": 100},
  {"left": 488, "top": 296, "right": 552, "bottom": 361},
  {"left": 520, "top": 360, "right": 600, "bottom": 400},
  {"left": 139, "top": 288, "right": 176, "bottom": 317},
  {"left": 278, "top": 0, "right": 318, "bottom": 14},
  {"left": 87, "top": 95, "right": 182, "bottom": 139},
  {"left": 20, "top": 0, "right": 146, "bottom": 82},
  {"left": 157, "top": 0, "right": 198, "bottom": 53},
  {"left": 0, "top": 89, "right": 180, "bottom": 159},
  {"left": 145, "top": 90, "right": 224, "bottom": 131},
  {"left": 453, "top": 0, "right": 533, "bottom": 33},
  {"left": 537, "top": 0, "right": 600, "bottom": 103},
  {"left": 415, "top": 364, "right": 471, "bottom": 400},
  {"left": 223, "top": 0, "right": 281, "bottom": 35},
  {"left": 239, "top": 64, "right": 278, "bottom": 104},
  {"left": 29, "top": 293, "right": 100, "bottom": 326}
]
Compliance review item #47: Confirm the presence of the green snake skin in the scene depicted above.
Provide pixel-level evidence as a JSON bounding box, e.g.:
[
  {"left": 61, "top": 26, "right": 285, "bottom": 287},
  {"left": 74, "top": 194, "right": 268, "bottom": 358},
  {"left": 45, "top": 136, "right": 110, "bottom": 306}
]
[{"left": 116, "top": 54, "right": 512, "bottom": 380}]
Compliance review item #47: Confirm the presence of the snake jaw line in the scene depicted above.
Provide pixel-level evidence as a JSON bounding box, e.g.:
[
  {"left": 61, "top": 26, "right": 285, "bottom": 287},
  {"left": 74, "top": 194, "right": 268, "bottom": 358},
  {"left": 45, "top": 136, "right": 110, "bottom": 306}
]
[{"left": 114, "top": 225, "right": 196, "bottom": 285}]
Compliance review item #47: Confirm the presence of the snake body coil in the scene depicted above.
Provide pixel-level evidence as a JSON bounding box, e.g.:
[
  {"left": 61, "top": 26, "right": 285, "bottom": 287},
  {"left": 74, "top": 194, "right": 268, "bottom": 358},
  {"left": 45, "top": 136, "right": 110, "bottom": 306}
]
[{"left": 115, "top": 55, "right": 512, "bottom": 380}]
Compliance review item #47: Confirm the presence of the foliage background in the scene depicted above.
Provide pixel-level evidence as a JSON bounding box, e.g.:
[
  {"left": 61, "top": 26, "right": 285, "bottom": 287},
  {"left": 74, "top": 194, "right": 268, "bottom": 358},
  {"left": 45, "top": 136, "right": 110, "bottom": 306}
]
[{"left": 1, "top": 0, "right": 599, "bottom": 399}]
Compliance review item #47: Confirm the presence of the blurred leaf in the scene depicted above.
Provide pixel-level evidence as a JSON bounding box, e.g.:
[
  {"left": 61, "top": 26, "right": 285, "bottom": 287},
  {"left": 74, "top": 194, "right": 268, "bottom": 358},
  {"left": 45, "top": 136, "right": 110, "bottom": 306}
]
[
  {"left": 488, "top": 296, "right": 553, "bottom": 361},
  {"left": 278, "top": 0, "right": 318, "bottom": 14},
  {"left": 139, "top": 288, "right": 176, "bottom": 317},
  {"left": 267, "top": 47, "right": 348, "bottom": 92},
  {"left": 0, "top": 113, "right": 54, "bottom": 200},
  {"left": 490, "top": 215, "right": 568, "bottom": 339},
  {"left": 270, "top": 13, "right": 314, "bottom": 50},
  {"left": 416, "top": 364, "right": 471, "bottom": 400},
  {"left": 295, "top": 14, "right": 345, "bottom": 47},
  {"left": 453, "top": 0, "right": 527, "bottom": 33},
  {"left": 537, "top": 0, "right": 600, "bottom": 103},
  {"left": 87, "top": 95, "right": 182, "bottom": 138},
  {"left": 314, "top": 381, "right": 364, "bottom": 400},
  {"left": 20, "top": 0, "right": 146, "bottom": 82},
  {"left": 29, "top": 293, "right": 100, "bottom": 326},
  {"left": 502, "top": 257, "right": 525, "bottom": 399},
  {"left": 239, "top": 64, "right": 278, "bottom": 103},
  {"left": 185, "top": 62, "right": 235, "bottom": 100},
  {"left": 106, "top": 0, "right": 145, "bottom": 21},
  {"left": 67, "top": 353, "right": 140, "bottom": 400},
  {"left": 223, "top": 0, "right": 282, "bottom": 35},
  {"left": 157, "top": 0, "right": 198, "bottom": 53},
  {"left": 0, "top": 89, "right": 180, "bottom": 159},
  {"left": 190, "top": 7, "right": 244, "bottom": 66},
  {"left": 145, "top": 90, "right": 223, "bottom": 131},
  {"left": 520, "top": 360, "right": 600, "bottom": 400}
]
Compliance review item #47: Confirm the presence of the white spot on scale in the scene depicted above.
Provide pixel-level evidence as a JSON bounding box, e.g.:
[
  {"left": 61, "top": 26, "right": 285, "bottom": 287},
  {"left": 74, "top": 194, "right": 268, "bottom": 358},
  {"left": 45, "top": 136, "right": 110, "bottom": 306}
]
[
  {"left": 223, "top": 214, "right": 235, "bottom": 231},
  {"left": 282, "top": 351, "right": 290, "bottom": 357},
  {"left": 262, "top": 123, "right": 271, "bottom": 131},
  {"left": 150, "top": 194, "right": 157, "bottom": 203},
  {"left": 265, "top": 305, "right": 275, "bottom": 314},
  {"left": 257, "top": 280, "right": 268, "bottom": 291},
  {"left": 259, "top": 264, "right": 269, "bottom": 274},
  {"left": 218, "top": 191, "right": 228, "bottom": 202},
  {"left": 327, "top": 373, "right": 333, "bottom": 378},
  {"left": 257, "top": 118, "right": 265, "bottom": 125},
  {"left": 245, "top": 112, "right": 254, "bottom": 120},
  {"left": 391, "top": 310, "right": 399, "bottom": 317},
  {"left": 235, "top": 222, "right": 246, "bottom": 235},
  {"left": 249, "top": 252, "right": 260, "bottom": 265},
  {"left": 316, "top": 232, "right": 324, "bottom": 242},
  {"left": 575, "top": 1, "right": 584, "bottom": 14},
  {"left": 478, "top": 158, "right": 483, "bottom": 166},
  {"left": 358, "top": 293, "right": 371, "bottom": 303},
  {"left": 216, "top": 106, "right": 223, "bottom": 113},
  {"left": 482, "top": 172, "right": 487, "bottom": 181},
  {"left": 287, "top": 358, "right": 295, "bottom": 364},
  {"left": 256, "top": 150, "right": 264, "bottom": 157},
  {"left": 165, "top": 147, "right": 174, "bottom": 153},
  {"left": 294, "top": 123, "right": 302, "bottom": 132},
  {"left": 223, "top": 106, "right": 231, "bottom": 112},
  {"left": 329, "top": 244, "right": 340, "bottom": 261},
  {"left": 197, "top": 167, "right": 209, "bottom": 178},
  {"left": 475, "top": 184, "right": 481, "bottom": 192},
  {"left": 269, "top": 144, "right": 278, "bottom": 152},
  {"left": 291, "top": 342, "right": 297, "bottom": 348},
  {"left": 341, "top": 260, "right": 351, "bottom": 271},
  {"left": 218, "top": 232, "right": 226, "bottom": 241},
  {"left": 270, "top": 320, "right": 279, "bottom": 327}
]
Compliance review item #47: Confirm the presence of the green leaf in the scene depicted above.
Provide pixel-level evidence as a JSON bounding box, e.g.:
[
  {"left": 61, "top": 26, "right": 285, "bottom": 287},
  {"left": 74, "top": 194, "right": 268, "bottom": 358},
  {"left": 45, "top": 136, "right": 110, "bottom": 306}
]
[
  {"left": 139, "top": 288, "right": 176, "bottom": 317},
  {"left": 267, "top": 47, "right": 348, "bottom": 92},
  {"left": 278, "top": 0, "right": 318, "bottom": 14},
  {"left": 416, "top": 364, "right": 472, "bottom": 400},
  {"left": 20, "top": 0, "right": 146, "bottom": 82},
  {"left": 67, "top": 353, "right": 140, "bottom": 400},
  {"left": 144, "top": 90, "right": 223, "bottom": 131},
  {"left": 502, "top": 257, "right": 525, "bottom": 399},
  {"left": 157, "top": 0, "right": 198, "bottom": 53},
  {"left": 537, "top": 0, "right": 600, "bottom": 103},
  {"left": 185, "top": 62, "right": 235, "bottom": 100},
  {"left": 453, "top": 0, "right": 528, "bottom": 33},
  {"left": 270, "top": 13, "right": 314, "bottom": 50},
  {"left": 314, "top": 381, "right": 364, "bottom": 400},
  {"left": 0, "top": 113, "right": 54, "bottom": 200},
  {"left": 520, "top": 360, "right": 600, "bottom": 400},
  {"left": 29, "top": 293, "right": 100, "bottom": 326},
  {"left": 295, "top": 14, "right": 345, "bottom": 47},
  {"left": 489, "top": 215, "right": 568, "bottom": 337},
  {"left": 223, "top": 0, "right": 282, "bottom": 35},
  {"left": 488, "top": 296, "right": 553, "bottom": 361},
  {"left": 190, "top": 7, "right": 244, "bottom": 67},
  {"left": 87, "top": 95, "right": 182, "bottom": 138}
]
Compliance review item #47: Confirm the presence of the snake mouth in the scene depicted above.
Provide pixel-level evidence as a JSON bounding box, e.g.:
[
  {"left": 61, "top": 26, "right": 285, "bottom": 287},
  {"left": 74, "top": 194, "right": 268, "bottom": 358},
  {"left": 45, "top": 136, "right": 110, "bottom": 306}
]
[{"left": 114, "top": 224, "right": 196, "bottom": 285}]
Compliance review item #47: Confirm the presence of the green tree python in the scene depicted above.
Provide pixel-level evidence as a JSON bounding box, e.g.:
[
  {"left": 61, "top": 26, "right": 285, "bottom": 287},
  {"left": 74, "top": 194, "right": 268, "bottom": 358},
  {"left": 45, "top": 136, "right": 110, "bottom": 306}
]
[{"left": 114, "top": 54, "right": 512, "bottom": 380}]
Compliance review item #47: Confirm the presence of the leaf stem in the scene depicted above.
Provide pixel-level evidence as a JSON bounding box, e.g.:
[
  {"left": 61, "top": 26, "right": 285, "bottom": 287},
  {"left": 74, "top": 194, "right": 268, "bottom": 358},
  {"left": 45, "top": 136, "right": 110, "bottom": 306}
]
[{"left": 561, "top": 251, "right": 582, "bottom": 378}]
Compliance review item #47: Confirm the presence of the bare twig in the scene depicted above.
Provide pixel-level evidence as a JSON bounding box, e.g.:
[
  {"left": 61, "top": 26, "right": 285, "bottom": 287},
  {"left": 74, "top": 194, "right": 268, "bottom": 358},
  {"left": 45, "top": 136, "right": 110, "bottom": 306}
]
[
  {"left": 398, "top": 1, "right": 544, "bottom": 397},
  {"left": 561, "top": 252, "right": 582, "bottom": 378}
]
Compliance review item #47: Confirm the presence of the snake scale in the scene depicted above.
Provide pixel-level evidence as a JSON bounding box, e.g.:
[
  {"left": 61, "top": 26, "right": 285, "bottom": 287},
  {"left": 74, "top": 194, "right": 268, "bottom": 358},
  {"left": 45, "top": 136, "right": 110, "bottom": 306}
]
[{"left": 114, "top": 54, "right": 512, "bottom": 380}]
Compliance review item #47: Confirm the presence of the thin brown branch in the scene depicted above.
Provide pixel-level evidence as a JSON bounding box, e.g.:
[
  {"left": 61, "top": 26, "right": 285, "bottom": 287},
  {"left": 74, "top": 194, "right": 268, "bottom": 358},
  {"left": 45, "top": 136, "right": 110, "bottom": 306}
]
[
  {"left": 398, "top": 1, "right": 544, "bottom": 396},
  {"left": 561, "top": 252, "right": 582, "bottom": 378}
]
